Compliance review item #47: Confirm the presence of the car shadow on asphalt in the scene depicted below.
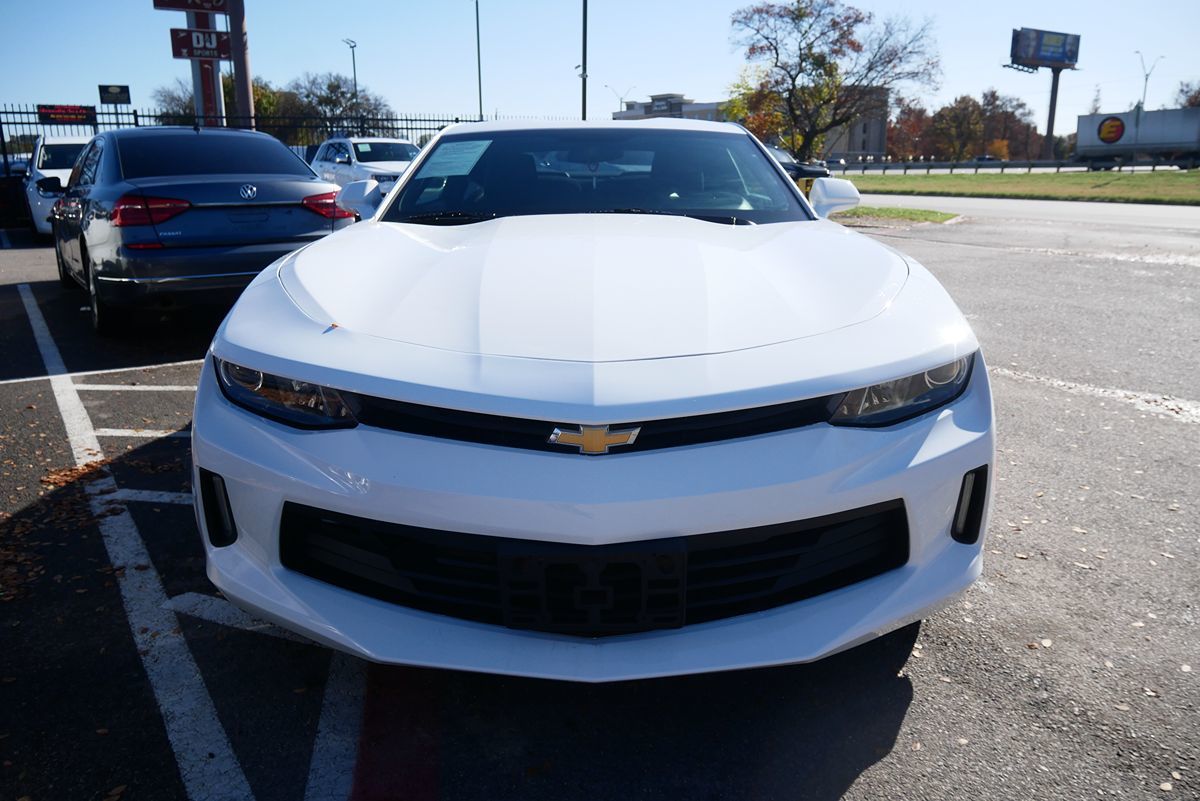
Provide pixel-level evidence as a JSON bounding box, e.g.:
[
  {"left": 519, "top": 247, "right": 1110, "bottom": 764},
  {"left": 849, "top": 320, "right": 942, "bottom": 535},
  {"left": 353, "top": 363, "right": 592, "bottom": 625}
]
[
  {"left": 3, "top": 279, "right": 225, "bottom": 381},
  {"left": 362, "top": 623, "right": 919, "bottom": 800}
]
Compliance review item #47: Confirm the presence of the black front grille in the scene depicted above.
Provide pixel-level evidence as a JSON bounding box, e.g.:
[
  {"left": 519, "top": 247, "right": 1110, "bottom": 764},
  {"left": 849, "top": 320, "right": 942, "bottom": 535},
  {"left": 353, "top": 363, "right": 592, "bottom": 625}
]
[
  {"left": 351, "top": 393, "right": 838, "bottom": 454},
  {"left": 280, "top": 500, "right": 909, "bottom": 637}
]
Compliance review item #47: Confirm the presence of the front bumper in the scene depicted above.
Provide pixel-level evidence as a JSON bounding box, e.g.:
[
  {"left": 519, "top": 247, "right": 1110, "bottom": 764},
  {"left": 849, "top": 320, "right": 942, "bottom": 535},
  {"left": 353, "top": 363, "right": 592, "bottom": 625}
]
[{"left": 192, "top": 357, "right": 994, "bottom": 682}]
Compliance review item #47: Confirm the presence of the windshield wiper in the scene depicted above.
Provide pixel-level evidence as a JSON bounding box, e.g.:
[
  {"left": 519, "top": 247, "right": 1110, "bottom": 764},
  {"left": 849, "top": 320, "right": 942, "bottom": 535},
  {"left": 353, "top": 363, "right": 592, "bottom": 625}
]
[
  {"left": 397, "top": 211, "right": 500, "bottom": 225},
  {"left": 592, "top": 208, "right": 755, "bottom": 225}
]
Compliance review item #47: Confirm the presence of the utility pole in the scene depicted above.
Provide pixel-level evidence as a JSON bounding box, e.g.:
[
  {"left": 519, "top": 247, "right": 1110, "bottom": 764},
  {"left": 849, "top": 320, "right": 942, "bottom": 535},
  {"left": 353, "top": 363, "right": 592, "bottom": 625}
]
[
  {"left": 343, "top": 39, "right": 358, "bottom": 102},
  {"left": 580, "top": 0, "right": 587, "bottom": 120},
  {"left": 227, "top": 0, "right": 255, "bottom": 129},
  {"left": 474, "top": 1, "right": 483, "bottom": 121}
]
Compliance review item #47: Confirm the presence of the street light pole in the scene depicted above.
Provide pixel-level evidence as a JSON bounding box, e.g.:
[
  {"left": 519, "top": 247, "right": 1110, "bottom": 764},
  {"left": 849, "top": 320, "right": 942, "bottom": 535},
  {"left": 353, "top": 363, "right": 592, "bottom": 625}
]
[
  {"left": 342, "top": 39, "right": 358, "bottom": 102},
  {"left": 475, "top": 0, "right": 483, "bottom": 121},
  {"left": 1135, "top": 50, "right": 1164, "bottom": 110},
  {"left": 605, "top": 84, "right": 635, "bottom": 113},
  {"left": 580, "top": 0, "right": 587, "bottom": 120}
]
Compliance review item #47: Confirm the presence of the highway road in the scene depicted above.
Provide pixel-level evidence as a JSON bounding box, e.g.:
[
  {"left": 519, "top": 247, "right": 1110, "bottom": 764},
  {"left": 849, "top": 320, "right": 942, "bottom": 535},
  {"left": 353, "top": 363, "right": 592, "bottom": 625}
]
[{"left": 1, "top": 196, "right": 1197, "bottom": 799}]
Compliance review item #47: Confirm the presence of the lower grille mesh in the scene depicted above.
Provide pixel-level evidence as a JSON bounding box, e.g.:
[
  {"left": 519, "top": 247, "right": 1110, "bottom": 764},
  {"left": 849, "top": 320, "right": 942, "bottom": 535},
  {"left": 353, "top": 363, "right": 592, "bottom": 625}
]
[{"left": 280, "top": 500, "right": 909, "bottom": 637}]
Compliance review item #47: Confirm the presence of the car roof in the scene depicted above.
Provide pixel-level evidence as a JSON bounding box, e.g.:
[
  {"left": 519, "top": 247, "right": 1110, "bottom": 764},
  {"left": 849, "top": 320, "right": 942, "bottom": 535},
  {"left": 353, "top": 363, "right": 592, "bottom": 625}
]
[
  {"left": 343, "top": 136, "right": 415, "bottom": 144},
  {"left": 103, "top": 126, "right": 280, "bottom": 141},
  {"left": 437, "top": 118, "right": 747, "bottom": 135},
  {"left": 38, "top": 135, "right": 92, "bottom": 145}
]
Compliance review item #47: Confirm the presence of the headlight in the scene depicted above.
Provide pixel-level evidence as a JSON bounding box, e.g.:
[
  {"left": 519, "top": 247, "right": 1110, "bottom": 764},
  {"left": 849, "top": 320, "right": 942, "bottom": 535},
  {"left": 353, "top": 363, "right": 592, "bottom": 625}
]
[
  {"left": 214, "top": 358, "right": 358, "bottom": 429},
  {"left": 370, "top": 173, "right": 398, "bottom": 183},
  {"left": 830, "top": 353, "right": 975, "bottom": 427}
]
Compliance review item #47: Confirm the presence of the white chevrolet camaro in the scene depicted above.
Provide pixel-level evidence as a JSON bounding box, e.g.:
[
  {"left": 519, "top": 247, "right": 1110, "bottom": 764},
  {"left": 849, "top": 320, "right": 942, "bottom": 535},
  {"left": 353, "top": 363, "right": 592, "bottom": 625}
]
[{"left": 192, "top": 119, "right": 993, "bottom": 682}]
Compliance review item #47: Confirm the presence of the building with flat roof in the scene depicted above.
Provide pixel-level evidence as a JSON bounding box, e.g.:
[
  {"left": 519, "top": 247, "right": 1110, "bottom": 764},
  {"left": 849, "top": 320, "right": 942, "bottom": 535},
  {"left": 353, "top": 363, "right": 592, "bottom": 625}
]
[
  {"left": 612, "top": 93, "right": 726, "bottom": 122},
  {"left": 612, "top": 89, "right": 888, "bottom": 162}
]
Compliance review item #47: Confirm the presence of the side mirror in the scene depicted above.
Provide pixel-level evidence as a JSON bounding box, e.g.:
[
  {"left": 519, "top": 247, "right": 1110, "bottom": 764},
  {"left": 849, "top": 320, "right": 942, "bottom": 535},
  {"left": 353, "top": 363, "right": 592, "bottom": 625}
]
[
  {"left": 336, "top": 179, "right": 382, "bottom": 220},
  {"left": 808, "top": 177, "right": 859, "bottom": 218},
  {"left": 36, "top": 175, "right": 65, "bottom": 194},
  {"left": 333, "top": 153, "right": 352, "bottom": 166}
]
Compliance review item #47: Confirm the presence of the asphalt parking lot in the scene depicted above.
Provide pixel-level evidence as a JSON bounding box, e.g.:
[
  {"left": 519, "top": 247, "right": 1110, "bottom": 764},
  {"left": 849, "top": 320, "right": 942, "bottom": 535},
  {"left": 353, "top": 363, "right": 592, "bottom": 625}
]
[{"left": 1, "top": 197, "right": 1198, "bottom": 800}]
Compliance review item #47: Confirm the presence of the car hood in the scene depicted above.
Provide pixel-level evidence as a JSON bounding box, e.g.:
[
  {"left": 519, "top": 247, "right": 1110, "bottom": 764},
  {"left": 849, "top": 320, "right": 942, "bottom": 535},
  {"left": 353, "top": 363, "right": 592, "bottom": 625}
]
[
  {"left": 353, "top": 161, "right": 411, "bottom": 175},
  {"left": 278, "top": 214, "right": 908, "bottom": 363}
]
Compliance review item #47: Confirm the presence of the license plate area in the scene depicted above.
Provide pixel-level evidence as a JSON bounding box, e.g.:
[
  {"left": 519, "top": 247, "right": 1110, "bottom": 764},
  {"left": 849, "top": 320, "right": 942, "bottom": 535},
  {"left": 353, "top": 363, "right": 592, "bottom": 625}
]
[{"left": 498, "top": 538, "right": 687, "bottom": 636}]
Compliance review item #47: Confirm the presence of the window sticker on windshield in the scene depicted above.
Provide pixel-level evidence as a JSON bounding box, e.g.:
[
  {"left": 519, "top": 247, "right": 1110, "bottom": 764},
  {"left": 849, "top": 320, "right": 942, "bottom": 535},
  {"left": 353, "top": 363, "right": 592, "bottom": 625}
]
[
  {"left": 416, "top": 140, "right": 491, "bottom": 178},
  {"left": 356, "top": 143, "right": 372, "bottom": 152}
]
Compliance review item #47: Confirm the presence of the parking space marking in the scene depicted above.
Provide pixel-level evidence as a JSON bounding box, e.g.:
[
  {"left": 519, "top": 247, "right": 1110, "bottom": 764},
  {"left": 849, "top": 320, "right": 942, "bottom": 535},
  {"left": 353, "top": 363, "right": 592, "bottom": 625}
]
[
  {"left": 110, "top": 488, "right": 194, "bottom": 505},
  {"left": 991, "top": 366, "right": 1200, "bottom": 424},
  {"left": 96, "top": 427, "right": 190, "bottom": 439},
  {"left": 17, "top": 284, "right": 256, "bottom": 801},
  {"left": 0, "top": 358, "right": 205, "bottom": 386},
  {"left": 76, "top": 383, "right": 198, "bottom": 391},
  {"left": 304, "top": 653, "right": 367, "bottom": 801}
]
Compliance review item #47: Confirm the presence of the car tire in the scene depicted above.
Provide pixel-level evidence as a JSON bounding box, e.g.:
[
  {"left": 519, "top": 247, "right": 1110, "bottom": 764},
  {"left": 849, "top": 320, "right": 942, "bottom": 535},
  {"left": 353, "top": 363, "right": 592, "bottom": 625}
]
[{"left": 84, "top": 245, "right": 121, "bottom": 337}]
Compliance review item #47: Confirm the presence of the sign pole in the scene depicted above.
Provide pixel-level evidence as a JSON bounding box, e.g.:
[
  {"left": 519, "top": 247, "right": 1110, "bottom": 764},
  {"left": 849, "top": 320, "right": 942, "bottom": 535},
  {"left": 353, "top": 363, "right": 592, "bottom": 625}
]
[
  {"left": 227, "top": 0, "right": 255, "bottom": 129},
  {"left": 1043, "top": 67, "right": 1062, "bottom": 159}
]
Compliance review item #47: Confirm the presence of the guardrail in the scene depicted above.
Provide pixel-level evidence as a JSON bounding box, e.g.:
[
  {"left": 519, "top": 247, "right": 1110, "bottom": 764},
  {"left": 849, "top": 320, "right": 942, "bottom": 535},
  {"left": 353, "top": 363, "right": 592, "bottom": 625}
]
[{"left": 828, "top": 157, "right": 1196, "bottom": 174}]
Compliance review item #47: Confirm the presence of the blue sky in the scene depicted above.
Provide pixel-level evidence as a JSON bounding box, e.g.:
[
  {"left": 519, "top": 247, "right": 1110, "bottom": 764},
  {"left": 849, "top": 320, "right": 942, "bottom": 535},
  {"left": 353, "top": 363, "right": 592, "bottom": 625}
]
[{"left": 1, "top": 0, "right": 1196, "bottom": 133}]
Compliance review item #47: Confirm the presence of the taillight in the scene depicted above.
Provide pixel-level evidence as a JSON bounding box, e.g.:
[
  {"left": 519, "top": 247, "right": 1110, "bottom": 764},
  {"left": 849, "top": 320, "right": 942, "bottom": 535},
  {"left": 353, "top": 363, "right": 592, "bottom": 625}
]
[
  {"left": 112, "top": 194, "right": 191, "bottom": 226},
  {"left": 302, "top": 191, "right": 354, "bottom": 219}
]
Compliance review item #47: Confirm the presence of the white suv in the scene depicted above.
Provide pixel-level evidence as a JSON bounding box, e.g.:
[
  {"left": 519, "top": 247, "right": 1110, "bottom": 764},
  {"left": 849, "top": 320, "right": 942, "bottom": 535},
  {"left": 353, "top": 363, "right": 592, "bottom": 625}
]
[
  {"left": 310, "top": 137, "right": 420, "bottom": 190},
  {"left": 25, "top": 135, "right": 90, "bottom": 236}
]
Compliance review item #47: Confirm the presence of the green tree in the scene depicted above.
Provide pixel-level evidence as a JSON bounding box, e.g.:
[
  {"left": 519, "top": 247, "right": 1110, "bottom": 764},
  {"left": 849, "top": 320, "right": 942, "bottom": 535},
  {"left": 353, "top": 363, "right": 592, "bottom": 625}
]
[
  {"left": 931, "top": 95, "right": 983, "bottom": 161},
  {"left": 730, "top": 0, "right": 939, "bottom": 160}
]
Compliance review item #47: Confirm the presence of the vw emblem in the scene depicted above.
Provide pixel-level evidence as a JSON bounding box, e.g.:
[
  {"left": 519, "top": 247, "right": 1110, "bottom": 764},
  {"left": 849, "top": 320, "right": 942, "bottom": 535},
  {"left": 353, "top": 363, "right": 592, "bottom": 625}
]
[{"left": 239, "top": 184, "right": 257, "bottom": 200}]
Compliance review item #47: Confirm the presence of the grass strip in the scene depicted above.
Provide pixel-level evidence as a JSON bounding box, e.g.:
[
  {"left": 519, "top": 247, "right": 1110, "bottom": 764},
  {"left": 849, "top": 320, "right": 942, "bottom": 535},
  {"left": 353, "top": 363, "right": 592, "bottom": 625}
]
[
  {"left": 842, "top": 171, "right": 1200, "bottom": 206},
  {"left": 832, "top": 206, "right": 957, "bottom": 223}
]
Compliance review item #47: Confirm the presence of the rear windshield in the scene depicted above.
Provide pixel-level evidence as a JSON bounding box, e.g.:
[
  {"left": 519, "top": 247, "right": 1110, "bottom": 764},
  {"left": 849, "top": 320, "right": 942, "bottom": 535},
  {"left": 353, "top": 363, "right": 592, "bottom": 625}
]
[
  {"left": 354, "top": 141, "right": 419, "bottom": 163},
  {"left": 381, "top": 128, "right": 810, "bottom": 225},
  {"left": 117, "top": 133, "right": 315, "bottom": 179},
  {"left": 39, "top": 143, "right": 86, "bottom": 170}
]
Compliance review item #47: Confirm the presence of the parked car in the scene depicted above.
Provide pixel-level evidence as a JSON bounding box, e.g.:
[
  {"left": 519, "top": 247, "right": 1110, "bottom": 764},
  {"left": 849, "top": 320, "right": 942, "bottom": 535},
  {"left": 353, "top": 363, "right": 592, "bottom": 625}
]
[
  {"left": 310, "top": 136, "right": 420, "bottom": 190},
  {"left": 192, "top": 119, "right": 994, "bottom": 682},
  {"left": 3, "top": 156, "right": 29, "bottom": 177},
  {"left": 768, "top": 145, "right": 832, "bottom": 181},
  {"left": 47, "top": 127, "right": 352, "bottom": 334},
  {"left": 24, "top": 136, "right": 89, "bottom": 236}
]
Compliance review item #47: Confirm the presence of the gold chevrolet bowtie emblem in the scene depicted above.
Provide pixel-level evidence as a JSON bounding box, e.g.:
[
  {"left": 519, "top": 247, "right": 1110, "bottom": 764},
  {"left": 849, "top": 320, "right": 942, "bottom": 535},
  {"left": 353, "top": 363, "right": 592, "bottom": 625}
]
[{"left": 548, "top": 424, "right": 641, "bottom": 455}]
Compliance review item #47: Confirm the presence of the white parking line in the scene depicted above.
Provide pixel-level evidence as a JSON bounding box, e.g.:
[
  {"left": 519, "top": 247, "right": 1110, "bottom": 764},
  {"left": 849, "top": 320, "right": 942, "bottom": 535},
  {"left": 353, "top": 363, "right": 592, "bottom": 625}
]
[
  {"left": 0, "top": 358, "right": 205, "bottom": 387},
  {"left": 17, "top": 284, "right": 256, "bottom": 801},
  {"left": 990, "top": 367, "right": 1200, "bottom": 425},
  {"left": 76, "top": 383, "right": 198, "bottom": 391},
  {"left": 107, "top": 488, "right": 194, "bottom": 505},
  {"left": 96, "top": 428, "right": 190, "bottom": 439}
]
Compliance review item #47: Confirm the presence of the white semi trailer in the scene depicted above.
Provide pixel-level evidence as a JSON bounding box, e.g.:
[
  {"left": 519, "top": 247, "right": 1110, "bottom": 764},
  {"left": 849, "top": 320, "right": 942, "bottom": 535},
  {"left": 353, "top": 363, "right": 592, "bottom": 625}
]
[{"left": 1075, "top": 107, "right": 1200, "bottom": 167}]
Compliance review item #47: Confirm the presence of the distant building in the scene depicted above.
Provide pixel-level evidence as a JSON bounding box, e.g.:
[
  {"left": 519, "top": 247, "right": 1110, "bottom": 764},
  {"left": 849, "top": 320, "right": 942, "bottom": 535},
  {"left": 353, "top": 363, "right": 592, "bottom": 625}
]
[
  {"left": 821, "top": 88, "right": 889, "bottom": 162},
  {"left": 612, "top": 93, "right": 726, "bottom": 122},
  {"left": 611, "top": 88, "right": 888, "bottom": 162}
]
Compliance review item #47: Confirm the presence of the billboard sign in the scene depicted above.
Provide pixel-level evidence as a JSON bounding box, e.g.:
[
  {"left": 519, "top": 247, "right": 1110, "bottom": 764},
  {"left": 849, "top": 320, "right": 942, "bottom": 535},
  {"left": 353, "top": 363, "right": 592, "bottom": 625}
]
[
  {"left": 1010, "top": 28, "right": 1080, "bottom": 69},
  {"left": 170, "top": 28, "right": 231, "bottom": 60},
  {"left": 37, "top": 105, "right": 97, "bottom": 125},
  {"left": 98, "top": 85, "right": 131, "bottom": 105},
  {"left": 153, "top": 0, "right": 228, "bottom": 12}
]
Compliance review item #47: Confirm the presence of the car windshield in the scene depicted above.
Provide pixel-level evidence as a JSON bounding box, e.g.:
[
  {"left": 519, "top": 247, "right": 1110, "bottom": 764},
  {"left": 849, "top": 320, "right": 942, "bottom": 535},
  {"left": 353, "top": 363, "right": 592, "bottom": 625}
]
[
  {"left": 38, "top": 143, "right": 86, "bottom": 170},
  {"left": 117, "top": 133, "right": 314, "bottom": 179},
  {"left": 354, "top": 141, "right": 419, "bottom": 163},
  {"left": 771, "top": 147, "right": 797, "bottom": 165},
  {"left": 381, "top": 128, "right": 811, "bottom": 225}
]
